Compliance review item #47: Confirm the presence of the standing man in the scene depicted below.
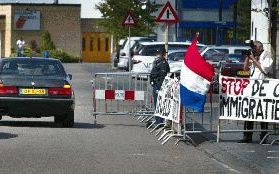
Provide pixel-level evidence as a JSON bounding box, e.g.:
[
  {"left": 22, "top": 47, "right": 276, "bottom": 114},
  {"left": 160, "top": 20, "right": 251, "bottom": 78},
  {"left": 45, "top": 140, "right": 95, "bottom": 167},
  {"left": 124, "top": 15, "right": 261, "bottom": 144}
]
[
  {"left": 239, "top": 40, "right": 273, "bottom": 143},
  {"left": 149, "top": 47, "right": 170, "bottom": 125},
  {"left": 16, "top": 37, "right": 25, "bottom": 57}
]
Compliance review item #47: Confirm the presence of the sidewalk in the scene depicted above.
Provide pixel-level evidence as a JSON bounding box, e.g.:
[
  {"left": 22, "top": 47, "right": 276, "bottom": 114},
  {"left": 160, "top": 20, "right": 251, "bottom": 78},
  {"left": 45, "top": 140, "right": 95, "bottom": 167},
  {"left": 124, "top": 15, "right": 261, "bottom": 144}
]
[{"left": 181, "top": 105, "right": 279, "bottom": 174}]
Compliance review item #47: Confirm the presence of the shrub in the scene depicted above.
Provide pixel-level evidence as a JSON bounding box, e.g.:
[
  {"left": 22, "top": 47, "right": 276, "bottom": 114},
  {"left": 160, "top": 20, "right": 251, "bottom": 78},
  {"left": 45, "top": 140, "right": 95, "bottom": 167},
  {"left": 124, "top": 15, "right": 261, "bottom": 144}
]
[{"left": 49, "top": 49, "right": 79, "bottom": 63}]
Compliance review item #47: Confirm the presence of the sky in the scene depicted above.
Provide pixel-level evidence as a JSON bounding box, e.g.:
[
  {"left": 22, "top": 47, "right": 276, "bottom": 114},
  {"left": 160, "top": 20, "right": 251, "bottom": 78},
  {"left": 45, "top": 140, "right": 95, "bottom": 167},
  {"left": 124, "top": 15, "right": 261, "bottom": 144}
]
[{"left": 0, "top": 0, "right": 103, "bottom": 18}]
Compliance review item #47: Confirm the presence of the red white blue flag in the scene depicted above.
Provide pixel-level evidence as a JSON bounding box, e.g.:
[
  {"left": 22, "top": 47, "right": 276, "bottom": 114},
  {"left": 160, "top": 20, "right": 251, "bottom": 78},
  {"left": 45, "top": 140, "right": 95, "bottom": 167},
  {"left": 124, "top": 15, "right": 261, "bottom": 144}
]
[{"left": 180, "top": 35, "right": 214, "bottom": 112}]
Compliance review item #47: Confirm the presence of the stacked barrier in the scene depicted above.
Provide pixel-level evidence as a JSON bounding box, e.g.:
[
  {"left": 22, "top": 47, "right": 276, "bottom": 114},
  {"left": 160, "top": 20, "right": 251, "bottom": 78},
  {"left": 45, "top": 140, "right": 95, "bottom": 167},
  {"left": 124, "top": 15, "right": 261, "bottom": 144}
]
[{"left": 92, "top": 72, "right": 154, "bottom": 118}]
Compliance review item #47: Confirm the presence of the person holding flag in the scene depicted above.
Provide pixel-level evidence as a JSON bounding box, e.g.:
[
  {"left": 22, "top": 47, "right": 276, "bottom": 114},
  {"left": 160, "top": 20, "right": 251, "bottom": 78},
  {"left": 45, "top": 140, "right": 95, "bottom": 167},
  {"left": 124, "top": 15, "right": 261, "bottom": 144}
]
[{"left": 180, "top": 33, "right": 214, "bottom": 112}]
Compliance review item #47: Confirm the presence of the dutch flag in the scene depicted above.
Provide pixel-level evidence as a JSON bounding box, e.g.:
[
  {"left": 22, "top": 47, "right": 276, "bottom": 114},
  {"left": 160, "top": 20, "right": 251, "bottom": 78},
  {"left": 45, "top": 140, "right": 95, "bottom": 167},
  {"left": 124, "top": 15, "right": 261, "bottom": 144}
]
[{"left": 180, "top": 35, "right": 214, "bottom": 112}]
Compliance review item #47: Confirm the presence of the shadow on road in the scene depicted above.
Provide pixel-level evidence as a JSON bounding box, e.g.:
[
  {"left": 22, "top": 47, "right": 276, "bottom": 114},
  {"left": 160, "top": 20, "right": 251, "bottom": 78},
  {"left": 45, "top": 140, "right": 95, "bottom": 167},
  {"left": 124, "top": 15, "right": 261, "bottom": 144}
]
[
  {"left": 103, "top": 123, "right": 145, "bottom": 128},
  {"left": 0, "top": 132, "right": 18, "bottom": 139},
  {"left": 0, "top": 121, "right": 105, "bottom": 129}
]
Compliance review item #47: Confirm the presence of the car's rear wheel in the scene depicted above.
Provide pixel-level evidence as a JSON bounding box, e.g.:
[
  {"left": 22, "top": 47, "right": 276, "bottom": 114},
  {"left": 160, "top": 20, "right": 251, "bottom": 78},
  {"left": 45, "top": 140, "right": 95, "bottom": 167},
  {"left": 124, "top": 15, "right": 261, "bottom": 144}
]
[{"left": 55, "top": 110, "right": 74, "bottom": 128}]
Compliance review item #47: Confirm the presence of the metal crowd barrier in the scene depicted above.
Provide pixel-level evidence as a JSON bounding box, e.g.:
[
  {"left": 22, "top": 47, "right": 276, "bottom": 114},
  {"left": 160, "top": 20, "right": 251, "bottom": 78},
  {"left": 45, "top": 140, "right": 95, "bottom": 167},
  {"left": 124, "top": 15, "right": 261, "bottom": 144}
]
[{"left": 92, "top": 72, "right": 154, "bottom": 119}]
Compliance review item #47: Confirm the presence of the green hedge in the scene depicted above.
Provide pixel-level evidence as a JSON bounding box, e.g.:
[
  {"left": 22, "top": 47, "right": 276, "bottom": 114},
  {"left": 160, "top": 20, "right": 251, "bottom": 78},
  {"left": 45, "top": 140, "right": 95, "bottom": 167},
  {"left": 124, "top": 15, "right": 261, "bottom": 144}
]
[
  {"left": 10, "top": 48, "right": 80, "bottom": 63},
  {"left": 49, "top": 49, "right": 79, "bottom": 63}
]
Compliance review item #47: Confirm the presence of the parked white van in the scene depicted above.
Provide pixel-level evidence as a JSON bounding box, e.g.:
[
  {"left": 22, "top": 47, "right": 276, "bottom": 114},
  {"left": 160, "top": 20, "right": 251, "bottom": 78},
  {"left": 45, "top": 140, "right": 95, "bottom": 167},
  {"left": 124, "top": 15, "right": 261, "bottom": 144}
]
[
  {"left": 117, "top": 37, "right": 155, "bottom": 70},
  {"left": 201, "top": 45, "right": 250, "bottom": 56},
  {"left": 131, "top": 41, "right": 206, "bottom": 74}
]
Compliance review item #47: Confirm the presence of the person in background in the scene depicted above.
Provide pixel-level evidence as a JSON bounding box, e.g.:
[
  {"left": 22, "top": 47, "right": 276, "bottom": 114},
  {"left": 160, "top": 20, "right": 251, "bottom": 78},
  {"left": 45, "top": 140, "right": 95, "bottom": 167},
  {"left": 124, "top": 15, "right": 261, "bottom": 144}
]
[
  {"left": 238, "top": 40, "right": 273, "bottom": 143},
  {"left": 147, "top": 47, "right": 170, "bottom": 127},
  {"left": 16, "top": 37, "right": 25, "bottom": 57}
]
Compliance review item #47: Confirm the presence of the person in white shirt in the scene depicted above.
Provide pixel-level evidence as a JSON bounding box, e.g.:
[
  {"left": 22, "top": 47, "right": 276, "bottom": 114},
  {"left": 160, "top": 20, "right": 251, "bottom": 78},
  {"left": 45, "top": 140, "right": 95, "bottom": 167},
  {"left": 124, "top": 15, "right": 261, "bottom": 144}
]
[
  {"left": 238, "top": 40, "right": 273, "bottom": 143},
  {"left": 16, "top": 37, "right": 25, "bottom": 57}
]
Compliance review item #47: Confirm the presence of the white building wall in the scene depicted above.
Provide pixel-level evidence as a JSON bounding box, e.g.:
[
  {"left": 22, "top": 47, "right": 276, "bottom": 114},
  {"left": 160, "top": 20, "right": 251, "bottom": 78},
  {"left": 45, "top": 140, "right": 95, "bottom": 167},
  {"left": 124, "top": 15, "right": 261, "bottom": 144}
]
[{"left": 251, "top": 0, "right": 270, "bottom": 52}]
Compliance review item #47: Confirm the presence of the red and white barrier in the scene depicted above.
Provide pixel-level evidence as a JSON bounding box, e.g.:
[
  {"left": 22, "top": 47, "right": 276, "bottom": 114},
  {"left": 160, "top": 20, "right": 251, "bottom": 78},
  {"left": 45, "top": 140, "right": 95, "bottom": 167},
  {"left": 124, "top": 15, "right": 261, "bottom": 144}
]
[{"left": 95, "top": 90, "right": 145, "bottom": 101}]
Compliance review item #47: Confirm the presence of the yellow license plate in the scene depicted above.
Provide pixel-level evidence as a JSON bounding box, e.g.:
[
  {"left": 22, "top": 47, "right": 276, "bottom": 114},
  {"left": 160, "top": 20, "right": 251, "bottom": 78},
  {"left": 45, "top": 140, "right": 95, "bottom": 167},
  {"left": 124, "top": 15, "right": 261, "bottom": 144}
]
[
  {"left": 20, "top": 89, "right": 46, "bottom": 95},
  {"left": 237, "top": 70, "right": 250, "bottom": 76}
]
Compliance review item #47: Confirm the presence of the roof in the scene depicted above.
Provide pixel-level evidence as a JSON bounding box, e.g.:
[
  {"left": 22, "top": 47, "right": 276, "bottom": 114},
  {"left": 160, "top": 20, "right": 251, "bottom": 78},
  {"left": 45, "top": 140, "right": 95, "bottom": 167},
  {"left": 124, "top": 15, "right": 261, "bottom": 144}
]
[
  {"left": 139, "top": 41, "right": 205, "bottom": 46},
  {"left": 2, "top": 57, "right": 59, "bottom": 61},
  {"left": 207, "top": 45, "right": 250, "bottom": 49},
  {"left": 0, "top": 3, "right": 81, "bottom": 7}
]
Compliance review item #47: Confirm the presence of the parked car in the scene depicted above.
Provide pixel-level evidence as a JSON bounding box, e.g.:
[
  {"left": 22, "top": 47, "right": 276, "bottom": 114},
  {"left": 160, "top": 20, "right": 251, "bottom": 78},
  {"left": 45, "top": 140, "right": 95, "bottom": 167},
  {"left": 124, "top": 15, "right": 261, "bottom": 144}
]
[
  {"left": 117, "top": 37, "right": 155, "bottom": 70},
  {"left": 220, "top": 54, "right": 250, "bottom": 77},
  {"left": 112, "top": 39, "right": 126, "bottom": 68},
  {"left": 209, "top": 54, "right": 250, "bottom": 93},
  {"left": 0, "top": 57, "right": 75, "bottom": 127},
  {"left": 168, "top": 50, "right": 185, "bottom": 73},
  {"left": 201, "top": 45, "right": 250, "bottom": 55},
  {"left": 131, "top": 41, "right": 206, "bottom": 74}
]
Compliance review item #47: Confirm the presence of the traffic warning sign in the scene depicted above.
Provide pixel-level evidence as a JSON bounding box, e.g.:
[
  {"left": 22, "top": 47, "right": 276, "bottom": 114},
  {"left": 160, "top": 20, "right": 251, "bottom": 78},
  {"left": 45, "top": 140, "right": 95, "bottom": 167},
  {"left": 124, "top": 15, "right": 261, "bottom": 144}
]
[
  {"left": 156, "top": 1, "right": 179, "bottom": 23},
  {"left": 122, "top": 12, "right": 137, "bottom": 26}
]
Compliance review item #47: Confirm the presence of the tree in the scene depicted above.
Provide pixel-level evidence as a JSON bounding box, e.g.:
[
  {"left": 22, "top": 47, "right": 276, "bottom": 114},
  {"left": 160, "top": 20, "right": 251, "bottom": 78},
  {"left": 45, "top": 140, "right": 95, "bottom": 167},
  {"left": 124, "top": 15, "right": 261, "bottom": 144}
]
[
  {"left": 96, "top": 0, "right": 160, "bottom": 42},
  {"left": 235, "top": 0, "right": 251, "bottom": 42},
  {"left": 41, "top": 31, "right": 55, "bottom": 51}
]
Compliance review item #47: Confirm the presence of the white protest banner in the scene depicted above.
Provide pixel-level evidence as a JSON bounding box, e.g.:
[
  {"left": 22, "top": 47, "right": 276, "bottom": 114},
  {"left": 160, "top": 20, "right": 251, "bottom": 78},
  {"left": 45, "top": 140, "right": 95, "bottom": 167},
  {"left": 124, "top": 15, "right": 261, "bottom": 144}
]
[
  {"left": 219, "top": 75, "right": 279, "bottom": 123},
  {"left": 154, "top": 77, "right": 181, "bottom": 123}
]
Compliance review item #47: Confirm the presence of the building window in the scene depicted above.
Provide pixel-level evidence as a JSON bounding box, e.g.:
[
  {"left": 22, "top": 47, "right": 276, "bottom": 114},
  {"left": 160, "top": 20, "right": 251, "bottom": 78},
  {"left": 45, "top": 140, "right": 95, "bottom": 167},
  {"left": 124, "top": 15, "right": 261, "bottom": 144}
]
[
  {"left": 90, "top": 37, "right": 94, "bottom": 51},
  {"left": 105, "top": 38, "right": 109, "bottom": 52},
  {"left": 82, "top": 37, "right": 86, "bottom": 51},
  {"left": 98, "top": 38, "right": 101, "bottom": 51}
]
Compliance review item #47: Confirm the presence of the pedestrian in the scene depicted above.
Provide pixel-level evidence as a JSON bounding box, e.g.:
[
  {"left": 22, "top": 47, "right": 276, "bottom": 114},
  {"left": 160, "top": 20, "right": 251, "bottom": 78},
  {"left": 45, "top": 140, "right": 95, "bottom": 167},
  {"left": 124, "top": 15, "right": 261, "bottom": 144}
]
[
  {"left": 238, "top": 40, "right": 273, "bottom": 143},
  {"left": 147, "top": 47, "right": 170, "bottom": 127},
  {"left": 16, "top": 37, "right": 25, "bottom": 57}
]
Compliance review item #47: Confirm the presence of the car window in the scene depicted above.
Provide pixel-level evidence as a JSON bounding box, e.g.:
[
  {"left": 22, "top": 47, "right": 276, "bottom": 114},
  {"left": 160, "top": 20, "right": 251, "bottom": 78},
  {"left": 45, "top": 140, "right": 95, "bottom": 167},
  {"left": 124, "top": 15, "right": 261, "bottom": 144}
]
[
  {"left": 226, "top": 54, "right": 245, "bottom": 62},
  {"left": 203, "top": 49, "right": 221, "bottom": 60},
  {"left": 234, "top": 49, "right": 246, "bottom": 54},
  {"left": 214, "top": 49, "right": 229, "bottom": 54},
  {"left": 168, "top": 52, "right": 185, "bottom": 61},
  {"left": 141, "top": 45, "right": 162, "bottom": 56},
  {"left": 0, "top": 59, "right": 65, "bottom": 76},
  {"left": 121, "top": 39, "right": 127, "bottom": 49}
]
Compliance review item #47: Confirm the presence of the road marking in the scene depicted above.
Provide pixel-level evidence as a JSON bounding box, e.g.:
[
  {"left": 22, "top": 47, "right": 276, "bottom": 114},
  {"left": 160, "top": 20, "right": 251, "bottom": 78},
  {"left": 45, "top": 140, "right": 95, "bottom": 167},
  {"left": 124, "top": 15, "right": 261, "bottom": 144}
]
[
  {"left": 268, "top": 151, "right": 279, "bottom": 153},
  {"left": 267, "top": 157, "right": 279, "bottom": 159},
  {"left": 246, "top": 150, "right": 255, "bottom": 153},
  {"left": 210, "top": 158, "right": 242, "bottom": 174}
]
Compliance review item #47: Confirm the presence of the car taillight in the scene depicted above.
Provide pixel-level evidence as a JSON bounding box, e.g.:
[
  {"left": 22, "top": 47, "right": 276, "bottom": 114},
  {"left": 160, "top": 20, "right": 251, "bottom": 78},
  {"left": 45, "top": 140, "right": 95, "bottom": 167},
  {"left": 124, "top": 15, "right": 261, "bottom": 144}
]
[
  {"left": 0, "top": 86, "right": 18, "bottom": 95},
  {"left": 49, "top": 85, "right": 72, "bottom": 96},
  {"left": 133, "top": 60, "right": 142, "bottom": 64}
]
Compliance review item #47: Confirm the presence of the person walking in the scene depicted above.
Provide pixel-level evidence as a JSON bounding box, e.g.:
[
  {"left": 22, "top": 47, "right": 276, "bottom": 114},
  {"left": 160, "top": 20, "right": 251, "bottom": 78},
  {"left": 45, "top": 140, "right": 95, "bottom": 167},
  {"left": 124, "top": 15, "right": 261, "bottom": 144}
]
[
  {"left": 148, "top": 47, "right": 170, "bottom": 125},
  {"left": 16, "top": 37, "right": 25, "bottom": 57},
  {"left": 238, "top": 40, "right": 273, "bottom": 143}
]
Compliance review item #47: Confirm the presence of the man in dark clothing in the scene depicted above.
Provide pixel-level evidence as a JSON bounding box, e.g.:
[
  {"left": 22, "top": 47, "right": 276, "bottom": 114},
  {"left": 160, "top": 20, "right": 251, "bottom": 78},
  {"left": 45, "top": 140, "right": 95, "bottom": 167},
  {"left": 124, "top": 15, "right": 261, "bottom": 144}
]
[{"left": 149, "top": 47, "right": 170, "bottom": 124}]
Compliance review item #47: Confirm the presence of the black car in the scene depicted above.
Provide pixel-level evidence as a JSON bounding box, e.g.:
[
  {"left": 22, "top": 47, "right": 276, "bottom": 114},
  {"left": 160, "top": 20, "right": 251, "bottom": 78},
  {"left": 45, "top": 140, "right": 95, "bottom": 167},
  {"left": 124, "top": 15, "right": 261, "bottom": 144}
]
[{"left": 0, "top": 57, "right": 75, "bottom": 127}]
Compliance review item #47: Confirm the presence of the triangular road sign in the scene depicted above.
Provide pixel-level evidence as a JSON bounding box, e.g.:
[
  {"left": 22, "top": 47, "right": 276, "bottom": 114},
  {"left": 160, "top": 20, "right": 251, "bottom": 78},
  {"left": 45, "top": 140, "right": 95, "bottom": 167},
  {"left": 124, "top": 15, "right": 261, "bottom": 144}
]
[
  {"left": 122, "top": 12, "right": 137, "bottom": 26},
  {"left": 156, "top": 1, "right": 179, "bottom": 23}
]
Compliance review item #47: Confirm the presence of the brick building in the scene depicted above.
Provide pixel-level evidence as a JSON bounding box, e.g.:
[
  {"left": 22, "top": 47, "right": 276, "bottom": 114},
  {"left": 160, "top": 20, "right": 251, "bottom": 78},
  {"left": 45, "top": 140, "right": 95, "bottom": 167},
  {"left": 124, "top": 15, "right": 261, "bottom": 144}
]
[{"left": 0, "top": 3, "right": 81, "bottom": 58}]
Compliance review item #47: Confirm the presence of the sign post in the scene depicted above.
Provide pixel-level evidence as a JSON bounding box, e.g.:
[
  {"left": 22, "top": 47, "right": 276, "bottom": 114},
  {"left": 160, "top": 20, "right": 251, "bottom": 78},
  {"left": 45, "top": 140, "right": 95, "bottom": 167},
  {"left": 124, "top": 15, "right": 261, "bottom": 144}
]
[
  {"left": 122, "top": 11, "right": 137, "bottom": 72},
  {"left": 155, "top": 1, "right": 179, "bottom": 59}
]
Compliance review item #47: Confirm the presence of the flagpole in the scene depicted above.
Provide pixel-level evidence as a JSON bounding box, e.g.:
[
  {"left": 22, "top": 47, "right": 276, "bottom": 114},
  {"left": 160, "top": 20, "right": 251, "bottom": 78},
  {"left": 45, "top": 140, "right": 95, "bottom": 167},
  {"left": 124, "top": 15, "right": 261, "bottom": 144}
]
[{"left": 128, "top": 26, "right": 131, "bottom": 72}]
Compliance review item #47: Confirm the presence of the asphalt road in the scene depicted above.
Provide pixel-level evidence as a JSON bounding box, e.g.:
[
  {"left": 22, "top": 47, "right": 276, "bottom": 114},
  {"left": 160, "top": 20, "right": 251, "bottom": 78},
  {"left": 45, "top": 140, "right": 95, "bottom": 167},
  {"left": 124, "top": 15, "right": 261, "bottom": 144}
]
[{"left": 0, "top": 63, "right": 277, "bottom": 174}]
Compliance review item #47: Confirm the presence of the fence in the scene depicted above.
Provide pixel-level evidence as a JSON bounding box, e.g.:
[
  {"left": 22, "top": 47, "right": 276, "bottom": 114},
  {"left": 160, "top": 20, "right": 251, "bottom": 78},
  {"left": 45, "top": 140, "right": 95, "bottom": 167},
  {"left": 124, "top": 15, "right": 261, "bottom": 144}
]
[
  {"left": 91, "top": 72, "right": 278, "bottom": 145},
  {"left": 138, "top": 75, "right": 278, "bottom": 146},
  {"left": 92, "top": 72, "right": 154, "bottom": 119}
]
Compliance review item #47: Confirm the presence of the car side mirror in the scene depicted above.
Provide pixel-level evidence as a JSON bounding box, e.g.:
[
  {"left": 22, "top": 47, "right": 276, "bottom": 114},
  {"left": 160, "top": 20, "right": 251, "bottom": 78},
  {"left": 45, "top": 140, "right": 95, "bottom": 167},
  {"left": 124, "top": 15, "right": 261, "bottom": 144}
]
[{"left": 68, "top": 74, "right": 72, "bottom": 80}]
